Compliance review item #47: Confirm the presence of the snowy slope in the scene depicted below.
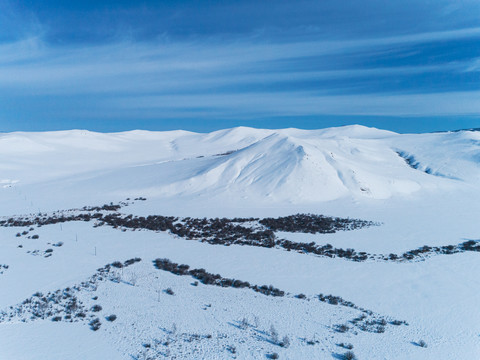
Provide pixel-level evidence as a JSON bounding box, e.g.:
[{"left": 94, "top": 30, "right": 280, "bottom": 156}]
[
  {"left": 1, "top": 125, "right": 480, "bottom": 359},
  {"left": 1, "top": 125, "right": 478, "bottom": 213}
]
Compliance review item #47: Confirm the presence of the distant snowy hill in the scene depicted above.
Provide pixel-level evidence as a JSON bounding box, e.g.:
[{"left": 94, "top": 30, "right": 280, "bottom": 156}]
[{"left": 1, "top": 125, "right": 479, "bottom": 212}]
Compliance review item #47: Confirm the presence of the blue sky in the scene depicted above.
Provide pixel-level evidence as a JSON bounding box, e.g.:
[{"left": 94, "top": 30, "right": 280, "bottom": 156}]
[{"left": 1, "top": 0, "right": 479, "bottom": 133}]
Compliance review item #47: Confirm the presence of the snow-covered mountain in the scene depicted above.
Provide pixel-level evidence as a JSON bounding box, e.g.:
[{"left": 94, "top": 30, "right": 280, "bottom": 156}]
[
  {"left": 1, "top": 126, "right": 479, "bottom": 359},
  {"left": 1, "top": 125, "right": 478, "bottom": 211}
]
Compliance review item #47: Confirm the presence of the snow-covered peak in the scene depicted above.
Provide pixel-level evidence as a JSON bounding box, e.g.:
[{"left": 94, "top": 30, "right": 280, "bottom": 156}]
[{"left": 0, "top": 125, "right": 478, "bottom": 213}]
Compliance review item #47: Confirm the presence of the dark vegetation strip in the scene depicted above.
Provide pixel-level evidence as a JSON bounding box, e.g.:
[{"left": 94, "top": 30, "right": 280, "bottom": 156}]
[
  {"left": 153, "top": 258, "right": 406, "bottom": 333},
  {"left": 396, "top": 151, "right": 434, "bottom": 174},
  {"left": 259, "top": 214, "right": 372, "bottom": 233},
  {"left": 395, "top": 150, "right": 457, "bottom": 179},
  {"left": 0, "top": 258, "right": 141, "bottom": 330},
  {"left": 276, "top": 238, "right": 480, "bottom": 261},
  {"left": 154, "top": 258, "right": 284, "bottom": 297},
  {"left": 2, "top": 204, "right": 479, "bottom": 262},
  {"left": 0, "top": 207, "right": 374, "bottom": 239}
]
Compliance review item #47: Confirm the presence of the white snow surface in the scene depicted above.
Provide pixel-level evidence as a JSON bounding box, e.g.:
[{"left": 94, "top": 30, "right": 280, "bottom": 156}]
[{"left": 1, "top": 125, "right": 480, "bottom": 359}]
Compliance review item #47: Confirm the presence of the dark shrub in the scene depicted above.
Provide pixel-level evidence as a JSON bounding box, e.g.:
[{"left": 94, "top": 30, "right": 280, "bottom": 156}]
[
  {"left": 106, "top": 314, "right": 117, "bottom": 322},
  {"left": 91, "top": 304, "right": 102, "bottom": 312},
  {"left": 89, "top": 318, "right": 101, "bottom": 331},
  {"left": 165, "top": 288, "right": 174, "bottom": 295},
  {"left": 418, "top": 340, "right": 427, "bottom": 348},
  {"left": 124, "top": 258, "right": 141, "bottom": 266},
  {"left": 280, "top": 335, "right": 290, "bottom": 348},
  {"left": 335, "top": 324, "right": 349, "bottom": 333},
  {"left": 344, "top": 351, "right": 356, "bottom": 360}
]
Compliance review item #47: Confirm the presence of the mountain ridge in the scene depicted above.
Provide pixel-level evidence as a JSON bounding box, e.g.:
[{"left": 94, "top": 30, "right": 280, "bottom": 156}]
[{"left": 0, "top": 125, "right": 478, "bottom": 212}]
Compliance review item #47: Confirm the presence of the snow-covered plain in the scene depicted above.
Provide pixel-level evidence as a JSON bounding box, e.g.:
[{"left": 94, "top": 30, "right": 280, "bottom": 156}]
[{"left": 0, "top": 125, "right": 479, "bottom": 359}]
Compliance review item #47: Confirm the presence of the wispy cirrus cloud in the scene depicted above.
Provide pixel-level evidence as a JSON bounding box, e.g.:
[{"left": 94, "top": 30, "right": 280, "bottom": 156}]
[
  {"left": 1, "top": 0, "right": 480, "bottom": 132},
  {"left": 1, "top": 27, "right": 480, "bottom": 90},
  {"left": 111, "top": 90, "right": 480, "bottom": 118}
]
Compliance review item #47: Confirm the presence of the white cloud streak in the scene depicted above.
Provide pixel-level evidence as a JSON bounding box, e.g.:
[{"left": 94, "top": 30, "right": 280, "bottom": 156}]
[
  {"left": 1, "top": 26, "right": 480, "bottom": 118},
  {"left": 111, "top": 91, "right": 480, "bottom": 117}
]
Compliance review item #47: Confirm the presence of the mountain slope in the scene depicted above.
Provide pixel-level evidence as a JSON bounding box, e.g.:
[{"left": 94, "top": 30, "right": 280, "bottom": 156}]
[{"left": 2, "top": 125, "right": 478, "bottom": 212}]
